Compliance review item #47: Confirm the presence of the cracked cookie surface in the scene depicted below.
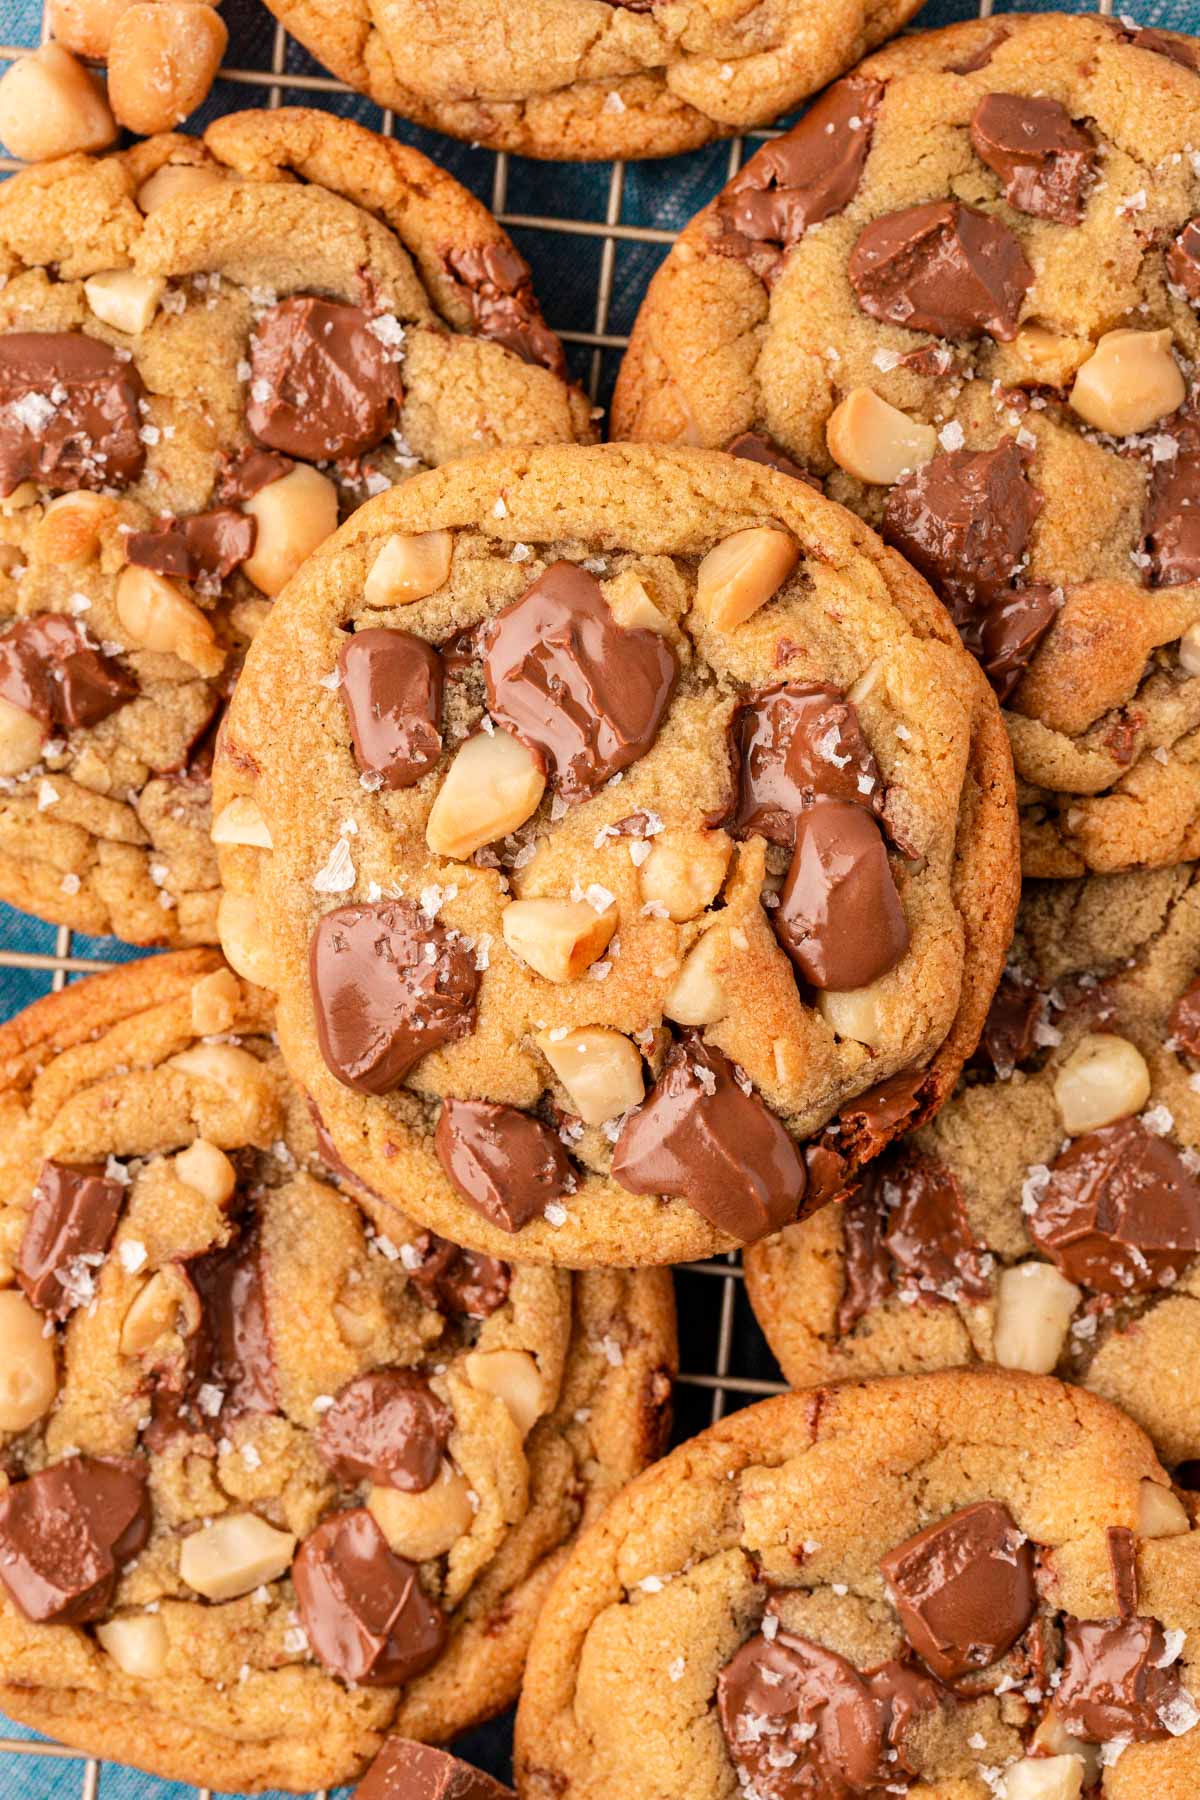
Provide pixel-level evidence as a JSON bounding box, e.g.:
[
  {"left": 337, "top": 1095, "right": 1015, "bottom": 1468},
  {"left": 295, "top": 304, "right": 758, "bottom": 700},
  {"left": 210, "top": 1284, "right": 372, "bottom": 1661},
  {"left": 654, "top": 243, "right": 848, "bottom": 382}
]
[
  {"left": 213, "top": 442, "right": 1017, "bottom": 1267},
  {"left": 515, "top": 1369, "right": 1200, "bottom": 1800},
  {"left": 0, "top": 950, "right": 674, "bottom": 1790},
  {"left": 0, "top": 107, "right": 590, "bottom": 948},
  {"left": 614, "top": 14, "right": 1200, "bottom": 875}
]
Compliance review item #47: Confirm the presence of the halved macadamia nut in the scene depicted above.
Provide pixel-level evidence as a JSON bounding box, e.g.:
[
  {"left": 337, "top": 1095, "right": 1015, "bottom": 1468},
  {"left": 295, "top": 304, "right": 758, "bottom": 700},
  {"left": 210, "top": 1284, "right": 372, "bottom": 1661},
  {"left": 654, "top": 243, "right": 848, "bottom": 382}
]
[
  {"left": 367, "top": 1460, "right": 474, "bottom": 1560},
  {"left": 96, "top": 1611, "right": 169, "bottom": 1679},
  {"left": 211, "top": 796, "right": 273, "bottom": 850},
  {"left": 1001, "top": 1756, "right": 1084, "bottom": 1800},
  {"left": 115, "top": 564, "right": 225, "bottom": 677},
  {"left": 84, "top": 269, "right": 165, "bottom": 336},
  {"left": 501, "top": 897, "right": 617, "bottom": 982},
  {"left": 637, "top": 829, "right": 731, "bottom": 923},
  {"left": 1069, "top": 329, "right": 1185, "bottom": 437},
  {"left": 0, "top": 1288, "right": 58, "bottom": 1430},
  {"left": 107, "top": 1, "right": 228, "bottom": 136},
  {"left": 36, "top": 491, "right": 116, "bottom": 568},
  {"left": 0, "top": 43, "right": 117, "bottom": 163},
  {"left": 363, "top": 531, "right": 453, "bottom": 607},
  {"left": 426, "top": 727, "right": 545, "bottom": 860},
  {"left": 1053, "top": 1032, "right": 1151, "bottom": 1134},
  {"left": 992, "top": 1262, "right": 1081, "bottom": 1375},
  {"left": 174, "top": 1138, "right": 236, "bottom": 1206},
  {"left": 1001, "top": 324, "right": 1093, "bottom": 389},
  {"left": 0, "top": 695, "right": 45, "bottom": 778},
  {"left": 1138, "top": 1480, "right": 1190, "bottom": 1538},
  {"left": 178, "top": 1512, "right": 296, "bottom": 1601},
  {"left": 537, "top": 1026, "right": 645, "bottom": 1126},
  {"left": 826, "top": 388, "right": 937, "bottom": 485},
  {"left": 136, "top": 160, "right": 226, "bottom": 214},
  {"left": 694, "top": 527, "right": 799, "bottom": 631},
  {"left": 242, "top": 464, "right": 339, "bottom": 600},
  {"left": 216, "top": 890, "right": 274, "bottom": 988},
  {"left": 464, "top": 1348, "right": 544, "bottom": 1436}
]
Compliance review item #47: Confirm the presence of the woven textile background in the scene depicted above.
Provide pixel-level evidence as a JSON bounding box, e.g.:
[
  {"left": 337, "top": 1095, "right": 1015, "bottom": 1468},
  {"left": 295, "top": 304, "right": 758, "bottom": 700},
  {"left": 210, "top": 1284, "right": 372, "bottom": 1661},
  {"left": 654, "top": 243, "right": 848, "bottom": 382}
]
[{"left": 0, "top": 0, "right": 1196, "bottom": 1789}]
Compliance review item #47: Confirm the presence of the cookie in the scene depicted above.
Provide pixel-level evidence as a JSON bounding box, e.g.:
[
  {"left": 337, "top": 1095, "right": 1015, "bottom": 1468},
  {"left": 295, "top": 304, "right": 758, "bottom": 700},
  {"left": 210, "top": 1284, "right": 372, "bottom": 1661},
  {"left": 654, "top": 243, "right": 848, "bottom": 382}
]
[
  {"left": 614, "top": 14, "right": 1200, "bottom": 877},
  {"left": 747, "top": 863, "right": 1200, "bottom": 1473},
  {"left": 0, "top": 108, "right": 590, "bottom": 948},
  {"left": 259, "top": 0, "right": 926, "bottom": 163},
  {"left": 212, "top": 441, "right": 1017, "bottom": 1267},
  {"left": 0, "top": 951, "right": 674, "bottom": 1791},
  {"left": 352, "top": 1738, "right": 514, "bottom": 1798},
  {"left": 515, "top": 1368, "right": 1200, "bottom": 1800}
]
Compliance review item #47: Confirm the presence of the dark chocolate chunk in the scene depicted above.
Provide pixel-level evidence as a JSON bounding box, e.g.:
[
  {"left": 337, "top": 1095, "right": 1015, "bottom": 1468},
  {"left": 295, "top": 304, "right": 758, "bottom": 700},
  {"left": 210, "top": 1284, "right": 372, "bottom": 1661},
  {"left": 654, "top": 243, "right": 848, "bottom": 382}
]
[
  {"left": 0, "top": 332, "right": 146, "bottom": 496},
  {"left": 1125, "top": 25, "right": 1199, "bottom": 71},
  {"left": 0, "top": 614, "right": 137, "bottom": 737},
  {"left": 0, "top": 1455, "right": 150, "bottom": 1623},
  {"left": 1056, "top": 1614, "right": 1191, "bottom": 1742},
  {"left": 836, "top": 1177, "right": 894, "bottom": 1335},
  {"left": 246, "top": 297, "right": 405, "bottom": 464},
  {"left": 125, "top": 509, "right": 256, "bottom": 586},
  {"left": 217, "top": 446, "right": 294, "bottom": 502},
  {"left": 1145, "top": 417, "right": 1200, "bottom": 589},
  {"left": 292, "top": 1506, "right": 446, "bottom": 1686},
  {"left": 1169, "top": 220, "right": 1200, "bottom": 301},
  {"left": 976, "top": 971, "right": 1044, "bottom": 1077},
  {"left": 1108, "top": 1524, "right": 1139, "bottom": 1621},
  {"left": 145, "top": 1224, "right": 277, "bottom": 1447},
  {"left": 442, "top": 244, "right": 565, "bottom": 378},
  {"left": 17, "top": 1159, "right": 125, "bottom": 1319},
  {"left": 848, "top": 200, "right": 1033, "bottom": 341},
  {"left": 317, "top": 1370, "right": 452, "bottom": 1492},
  {"left": 773, "top": 801, "right": 909, "bottom": 991},
  {"left": 880, "top": 1501, "right": 1036, "bottom": 1680},
  {"left": 880, "top": 1152, "right": 992, "bottom": 1308},
  {"left": 434, "top": 1098, "right": 574, "bottom": 1233},
  {"left": 726, "top": 431, "right": 821, "bottom": 490},
  {"left": 970, "top": 95, "right": 1094, "bottom": 223},
  {"left": 405, "top": 1232, "right": 511, "bottom": 1320},
  {"left": 726, "top": 683, "right": 885, "bottom": 847},
  {"left": 339, "top": 628, "right": 444, "bottom": 790},
  {"left": 353, "top": 1739, "right": 515, "bottom": 1800},
  {"left": 1169, "top": 977, "right": 1200, "bottom": 1057}
]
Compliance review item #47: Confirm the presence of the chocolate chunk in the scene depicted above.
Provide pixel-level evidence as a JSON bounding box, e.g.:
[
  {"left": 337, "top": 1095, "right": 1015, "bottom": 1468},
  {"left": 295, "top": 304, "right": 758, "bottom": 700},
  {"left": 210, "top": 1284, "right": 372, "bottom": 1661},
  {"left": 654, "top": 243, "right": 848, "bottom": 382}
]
[
  {"left": 1108, "top": 1524, "right": 1139, "bottom": 1620},
  {"left": 715, "top": 78, "right": 883, "bottom": 282},
  {"left": 0, "top": 614, "right": 137, "bottom": 737},
  {"left": 1169, "top": 977, "right": 1200, "bottom": 1057},
  {"left": 976, "top": 585, "right": 1058, "bottom": 703},
  {"left": 310, "top": 899, "right": 479, "bottom": 1096},
  {"left": 126, "top": 509, "right": 256, "bottom": 586},
  {"left": 836, "top": 1067, "right": 929, "bottom": 1161},
  {"left": 145, "top": 1224, "right": 277, "bottom": 1446},
  {"left": 726, "top": 431, "right": 821, "bottom": 490},
  {"left": 718, "top": 1625, "right": 938, "bottom": 1799},
  {"left": 434, "top": 1098, "right": 574, "bottom": 1232},
  {"left": 1126, "top": 26, "right": 1199, "bottom": 71},
  {"left": 405, "top": 1232, "right": 511, "bottom": 1319},
  {"left": 1145, "top": 422, "right": 1200, "bottom": 588},
  {"left": 727, "top": 683, "right": 885, "bottom": 847},
  {"left": 836, "top": 1176, "right": 894, "bottom": 1335},
  {"left": 977, "top": 970, "right": 1044, "bottom": 1077},
  {"left": 339, "top": 629, "right": 444, "bottom": 790},
  {"left": 0, "top": 1455, "right": 150, "bottom": 1624},
  {"left": 1056, "top": 1615, "right": 1190, "bottom": 1742},
  {"left": 0, "top": 332, "right": 146, "bottom": 496},
  {"left": 246, "top": 297, "right": 405, "bottom": 464},
  {"left": 442, "top": 244, "right": 565, "bottom": 379},
  {"left": 848, "top": 200, "right": 1033, "bottom": 341},
  {"left": 946, "top": 26, "right": 1010, "bottom": 74},
  {"left": 317, "top": 1370, "right": 452, "bottom": 1492},
  {"left": 1027, "top": 1117, "right": 1200, "bottom": 1294},
  {"left": 217, "top": 446, "right": 294, "bottom": 502},
  {"left": 804, "top": 1141, "right": 852, "bottom": 1212},
  {"left": 484, "top": 560, "right": 677, "bottom": 802},
  {"left": 353, "top": 1739, "right": 515, "bottom": 1800},
  {"left": 880, "top": 1501, "right": 1036, "bottom": 1680},
  {"left": 774, "top": 802, "right": 909, "bottom": 991},
  {"left": 1169, "top": 221, "right": 1200, "bottom": 301},
  {"left": 970, "top": 95, "right": 1094, "bottom": 224},
  {"left": 881, "top": 1152, "right": 991, "bottom": 1307},
  {"left": 17, "top": 1159, "right": 125, "bottom": 1319},
  {"left": 612, "top": 1033, "right": 805, "bottom": 1241},
  {"left": 292, "top": 1506, "right": 447, "bottom": 1686}
]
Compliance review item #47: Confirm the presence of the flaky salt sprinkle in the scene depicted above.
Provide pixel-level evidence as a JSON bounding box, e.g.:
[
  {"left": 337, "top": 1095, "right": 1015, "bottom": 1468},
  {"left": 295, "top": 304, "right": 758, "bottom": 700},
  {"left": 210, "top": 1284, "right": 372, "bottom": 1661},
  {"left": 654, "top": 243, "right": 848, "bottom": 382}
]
[
  {"left": 118, "top": 1239, "right": 147, "bottom": 1273},
  {"left": 544, "top": 1201, "right": 569, "bottom": 1228},
  {"left": 313, "top": 836, "right": 355, "bottom": 893}
]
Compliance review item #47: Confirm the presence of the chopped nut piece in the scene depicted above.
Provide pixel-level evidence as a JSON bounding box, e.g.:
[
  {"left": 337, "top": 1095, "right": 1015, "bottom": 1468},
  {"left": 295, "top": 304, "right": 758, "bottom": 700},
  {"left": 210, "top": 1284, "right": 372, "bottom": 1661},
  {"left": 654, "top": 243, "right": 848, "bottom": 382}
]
[
  {"left": 464, "top": 1349, "right": 544, "bottom": 1436},
  {"left": 1053, "top": 1032, "right": 1151, "bottom": 1134},
  {"left": 993, "top": 1262, "right": 1081, "bottom": 1374},
  {"left": 120, "top": 1271, "right": 181, "bottom": 1355},
  {"left": 1138, "top": 1480, "right": 1190, "bottom": 1538},
  {"left": 0, "top": 43, "right": 116, "bottom": 163},
  {"left": 178, "top": 1512, "right": 296, "bottom": 1602},
  {"left": 603, "top": 568, "right": 671, "bottom": 634},
  {"left": 367, "top": 1461, "right": 474, "bottom": 1560},
  {"left": 664, "top": 931, "right": 728, "bottom": 1026},
  {"left": 115, "top": 565, "right": 224, "bottom": 678},
  {"left": 363, "top": 531, "right": 453, "bottom": 607},
  {"left": 826, "top": 388, "right": 938, "bottom": 485},
  {"left": 174, "top": 1138, "right": 236, "bottom": 1206},
  {"left": 96, "top": 1612, "right": 169, "bottom": 1679},
  {"left": 537, "top": 1026, "right": 644, "bottom": 1125},
  {"left": 1069, "top": 329, "right": 1185, "bottom": 437},
  {"left": 1001, "top": 323, "right": 1092, "bottom": 389},
  {"left": 502, "top": 897, "right": 617, "bottom": 982},
  {"left": 211, "top": 796, "right": 273, "bottom": 850},
  {"left": 694, "top": 528, "right": 800, "bottom": 631},
  {"left": 817, "top": 983, "right": 890, "bottom": 1048},
  {"left": 1179, "top": 622, "right": 1200, "bottom": 676},
  {"left": 0, "top": 695, "right": 45, "bottom": 777},
  {"left": 1001, "top": 1756, "right": 1084, "bottom": 1800},
  {"left": 216, "top": 890, "right": 274, "bottom": 988},
  {"left": 638, "top": 829, "right": 732, "bottom": 922},
  {"left": 426, "top": 726, "right": 545, "bottom": 860},
  {"left": 242, "top": 464, "right": 339, "bottom": 599},
  {"left": 36, "top": 491, "right": 117, "bottom": 568},
  {"left": 83, "top": 270, "right": 166, "bottom": 337},
  {"left": 189, "top": 965, "right": 240, "bottom": 1036},
  {"left": 0, "top": 1289, "right": 58, "bottom": 1430},
  {"left": 135, "top": 160, "right": 226, "bottom": 214}
]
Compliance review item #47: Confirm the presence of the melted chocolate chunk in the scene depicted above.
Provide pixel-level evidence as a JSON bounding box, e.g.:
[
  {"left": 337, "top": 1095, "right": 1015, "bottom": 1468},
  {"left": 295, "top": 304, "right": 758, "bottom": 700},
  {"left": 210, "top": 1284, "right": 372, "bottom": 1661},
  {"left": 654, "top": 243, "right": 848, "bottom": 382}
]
[
  {"left": 1125, "top": 25, "right": 1199, "bottom": 70},
  {"left": 880, "top": 1501, "right": 1036, "bottom": 1681},
  {"left": 970, "top": 95, "right": 1094, "bottom": 223},
  {"left": 881, "top": 1152, "right": 991, "bottom": 1306},
  {"left": 17, "top": 1160, "right": 125, "bottom": 1319},
  {"left": 292, "top": 1506, "right": 447, "bottom": 1686},
  {"left": 718, "top": 1624, "right": 938, "bottom": 1799},
  {"left": 339, "top": 628, "right": 444, "bottom": 790},
  {"left": 611, "top": 1034, "right": 805, "bottom": 1241},
  {"left": 774, "top": 802, "right": 909, "bottom": 991},
  {"left": 835, "top": 1068, "right": 930, "bottom": 1164},
  {"left": 146, "top": 1224, "right": 277, "bottom": 1447},
  {"left": 836, "top": 1178, "right": 894, "bottom": 1335},
  {"left": 317, "top": 1370, "right": 452, "bottom": 1492},
  {"left": 977, "top": 971, "right": 1044, "bottom": 1077},
  {"left": 310, "top": 899, "right": 479, "bottom": 1096},
  {"left": 1027, "top": 1118, "right": 1200, "bottom": 1294},
  {"left": 406, "top": 1232, "right": 510, "bottom": 1319},
  {"left": 946, "top": 26, "right": 1010, "bottom": 74},
  {"left": 977, "top": 586, "right": 1059, "bottom": 703},
  {"left": 217, "top": 446, "right": 294, "bottom": 502},
  {"left": 434, "top": 1098, "right": 574, "bottom": 1232},
  {"left": 442, "top": 244, "right": 564, "bottom": 378},
  {"left": 1145, "top": 417, "right": 1200, "bottom": 588},
  {"left": 126, "top": 509, "right": 256, "bottom": 586},
  {"left": 0, "top": 614, "right": 137, "bottom": 736},
  {"left": 727, "top": 684, "right": 885, "bottom": 846},
  {"left": 353, "top": 1740, "right": 514, "bottom": 1800},
  {"left": 848, "top": 200, "right": 1033, "bottom": 341},
  {"left": 484, "top": 561, "right": 677, "bottom": 802},
  {"left": 1108, "top": 1524, "right": 1139, "bottom": 1621},
  {"left": 0, "top": 332, "right": 146, "bottom": 496},
  {"left": 246, "top": 297, "right": 405, "bottom": 464},
  {"left": 1056, "top": 1615, "right": 1189, "bottom": 1742},
  {"left": 1169, "top": 221, "right": 1200, "bottom": 301},
  {"left": 0, "top": 1455, "right": 149, "bottom": 1624},
  {"left": 726, "top": 431, "right": 821, "bottom": 490},
  {"left": 1169, "top": 977, "right": 1200, "bottom": 1057},
  {"left": 715, "top": 78, "right": 883, "bottom": 282}
]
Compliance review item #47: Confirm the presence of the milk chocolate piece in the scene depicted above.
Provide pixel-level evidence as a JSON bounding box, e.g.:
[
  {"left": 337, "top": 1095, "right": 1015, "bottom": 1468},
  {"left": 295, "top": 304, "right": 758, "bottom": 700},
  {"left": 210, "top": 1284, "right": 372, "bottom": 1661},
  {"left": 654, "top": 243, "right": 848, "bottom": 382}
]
[
  {"left": 1108, "top": 1525, "right": 1139, "bottom": 1620},
  {"left": 976, "top": 585, "right": 1058, "bottom": 702},
  {"left": 0, "top": 331, "right": 146, "bottom": 496},
  {"left": 1146, "top": 422, "right": 1200, "bottom": 588},
  {"left": 353, "top": 1740, "right": 515, "bottom": 1800},
  {"left": 1056, "top": 1614, "right": 1189, "bottom": 1742},
  {"left": 1169, "top": 977, "right": 1200, "bottom": 1057},
  {"left": 881, "top": 1152, "right": 991, "bottom": 1307},
  {"left": 884, "top": 438, "right": 1040, "bottom": 613},
  {"left": 880, "top": 1501, "right": 1036, "bottom": 1680},
  {"left": 484, "top": 560, "right": 677, "bottom": 802},
  {"left": 442, "top": 244, "right": 564, "bottom": 378},
  {"left": 612, "top": 1034, "right": 805, "bottom": 1241},
  {"left": 977, "top": 970, "right": 1044, "bottom": 1077},
  {"left": 317, "top": 1370, "right": 452, "bottom": 1492},
  {"left": 1027, "top": 1117, "right": 1200, "bottom": 1294},
  {"left": 1126, "top": 25, "right": 1199, "bottom": 70},
  {"left": 0, "top": 614, "right": 137, "bottom": 736},
  {"left": 774, "top": 802, "right": 909, "bottom": 991},
  {"left": 1169, "top": 221, "right": 1200, "bottom": 301},
  {"left": 217, "top": 446, "right": 294, "bottom": 501},
  {"left": 849, "top": 200, "right": 1033, "bottom": 341},
  {"left": 435, "top": 1098, "right": 574, "bottom": 1233},
  {"left": 293, "top": 1507, "right": 447, "bottom": 1686},
  {"left": 310, "top": 899, "right": 478, "bottom": 1096},
  {"left": 126, "top": 509, "right": 256, "bottom": 585},
  {"left": 970, "top": 95, "right": 1094, "bottom": 223},
  {"left": 836, "top": 1176, "right": 894, "bottom": 1335},
  {"left": 715, "top": 78, "right": 883, "bottom": 282},
  {"left": 726, "top": 431, "right": 821, "bottom": 490},
  {"left": 17, "top": 1159, "right": 125, "bottom": 1319},
  {"left": 405, "top": 1231, "right": 511, "bottom": 1319},
  {"left": 339, "top": 628, "right": 444, "bottom": 789},
  {"left": 727, "top": 684, "right": 885, "bottom": 847},
  {"left": 246, "top": 297, "right": 405, "bottom": 463},
  {"left": 145, "top": 1224, "right": 277, "bottom": 1446},
  {"left": 0, "top": 1455, "right": 150, "bottom": 1623}
]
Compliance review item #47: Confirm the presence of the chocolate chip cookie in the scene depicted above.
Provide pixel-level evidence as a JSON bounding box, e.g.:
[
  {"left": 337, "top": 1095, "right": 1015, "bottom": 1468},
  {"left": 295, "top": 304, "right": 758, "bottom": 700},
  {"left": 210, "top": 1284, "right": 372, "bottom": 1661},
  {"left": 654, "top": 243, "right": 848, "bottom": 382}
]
[
  {"left": 0, "top": 108, "right": 590, "bottom": 948},
  {"left": 747, "top": 862, "right": 1200, "bottom": 1471},
  {"left": 614, "top": 14, "right": 1200, "bottom": 876},
  {"left": 516, "top": 1368, "right": 1200, "bottom": 1800},
  {"left": 260, "top": 0, "right": 926, "bottom": 162},
  {"left": 0, "top": 950, "right": 674, "bottom": 1790},
  {"left": 212, "top": 441, "right": 1017, "bottom": 1266}
]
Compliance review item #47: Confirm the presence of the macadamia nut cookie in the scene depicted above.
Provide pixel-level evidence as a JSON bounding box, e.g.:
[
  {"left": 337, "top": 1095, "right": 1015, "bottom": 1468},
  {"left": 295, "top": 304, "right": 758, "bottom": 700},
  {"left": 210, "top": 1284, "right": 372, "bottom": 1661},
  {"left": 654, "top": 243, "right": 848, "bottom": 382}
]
[
  {"left": 615, "top": 14, "right": 1200, "bottom": 876},
  {"left": 747, "top": 863, "right": 1200, "bottom": 1471},
  {"left": 0, "top": 108, "right": 590, "bottom": 947},
  {"left": 516, "top": 1369, "right": 1200, "bottom": 1800},
  {"left": 213, "top": 442, "right": 1017, "bottom": 1266},
  {"left": 259, "top": 0, "right": 925, "bottom": 162},
  {"left": 0, "top": 951, "right": 674, "bottom": 1790}
]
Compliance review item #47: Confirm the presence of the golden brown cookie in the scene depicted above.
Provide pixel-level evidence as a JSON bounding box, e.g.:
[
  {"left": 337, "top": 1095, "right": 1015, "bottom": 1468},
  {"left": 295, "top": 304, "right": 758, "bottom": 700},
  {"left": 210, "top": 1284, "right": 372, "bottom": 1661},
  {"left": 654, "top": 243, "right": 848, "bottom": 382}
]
[
  {"left": 746, "top": 863, "right": 1200, "bottom": 1472},
  {"left": 0, "top": 951, "right": 674, "bottom": 1790},
  {"left": 0, "top": 107, "right": 591, "bottom": 948},
  {"left": 515, "top": 1369, "right": 1200, "bottom": 1800},
  {"left": 212, "top": 441, "right": 1017, "bottom": 1267},
  {"left": 259, "top": 0, "right": 925, "bottom": 162},
  {"left": 614, "top": 14, "right": 1200, "bottom": 876}
]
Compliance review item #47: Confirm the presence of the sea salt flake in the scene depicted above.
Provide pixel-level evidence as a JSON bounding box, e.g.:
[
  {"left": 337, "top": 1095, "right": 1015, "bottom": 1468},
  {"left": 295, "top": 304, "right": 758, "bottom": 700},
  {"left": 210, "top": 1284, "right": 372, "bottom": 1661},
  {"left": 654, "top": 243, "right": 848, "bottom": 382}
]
[
  {"left": 938, "top": 420, "right": 966, "bottom": 452},
  {"left": 544, "top": 1201, "right": 569, "bottom": 1228},
  {"left": 196, "top": 1382, "right": 224, "bottom": 1417},
  {"left": 313, "top": 837, "right": 355, "bottom": 893},
  {"left": 118, "top": 1239, "right": 147, "bottom": 1273},
  {"left": 37, "top": 780, "right": 58, "bottom": 811}
]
